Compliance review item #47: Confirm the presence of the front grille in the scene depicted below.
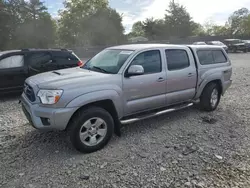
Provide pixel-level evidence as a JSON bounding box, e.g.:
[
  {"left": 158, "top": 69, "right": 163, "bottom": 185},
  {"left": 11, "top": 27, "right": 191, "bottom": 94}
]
[{"left": 24, "top": 83, "right": 36, "bottom": 102}]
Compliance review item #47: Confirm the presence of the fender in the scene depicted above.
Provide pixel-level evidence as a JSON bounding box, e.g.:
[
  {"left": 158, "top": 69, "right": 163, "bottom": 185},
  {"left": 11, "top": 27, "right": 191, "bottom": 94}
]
[
  {"left": 66, "top": 90, "right": 123, "bottom": 118},
  {"left": 195, "top": 72, "right": 224, "bottom": 98}
]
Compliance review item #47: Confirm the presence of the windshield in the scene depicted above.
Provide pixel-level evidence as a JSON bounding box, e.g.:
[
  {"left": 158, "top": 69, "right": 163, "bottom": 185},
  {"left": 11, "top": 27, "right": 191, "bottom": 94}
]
[{"left": 83, "top": 49, "right": 134, "bottom": 74}]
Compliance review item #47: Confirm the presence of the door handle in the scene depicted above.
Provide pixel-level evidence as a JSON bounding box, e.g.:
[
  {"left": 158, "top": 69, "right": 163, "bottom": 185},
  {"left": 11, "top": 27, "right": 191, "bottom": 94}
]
[
  {"left": 188, "top": 73, "right": 194, "bottom": 77},
  {"left": 157, "top": 77, "right": 165, "bottom": 82}
]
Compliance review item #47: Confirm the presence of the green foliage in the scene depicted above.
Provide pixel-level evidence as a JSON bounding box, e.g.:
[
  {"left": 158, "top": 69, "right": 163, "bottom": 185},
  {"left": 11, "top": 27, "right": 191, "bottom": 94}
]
[
  {"left": 228, "top": 8, "right": 250, "bottom": 37},
  {"left": 165, "top": 0, "right": 194, "bottom": 37},
  {"left": 1, "top": 0, "right": 250, "bottom": 50},
  {"left": 190, "top": 22, "right": 206, "bottom": 36},
  {"left": 129, "top": 0, "right": 206, "bottom": 40},
  {"left": 129, "top": 21, "right": 145, "bottom": 37},
  {"left": 0, "top": 0, "right": 56, "bottom": 50},
  {"left": 142, "top": 18, "right": 167, "bottom": 40},
  {"left": 58, "top": 0, "right": 125, "bottom": 46}
]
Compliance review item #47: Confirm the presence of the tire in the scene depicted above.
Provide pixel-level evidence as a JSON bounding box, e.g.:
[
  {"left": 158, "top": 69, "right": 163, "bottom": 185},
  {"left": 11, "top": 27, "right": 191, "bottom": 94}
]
[
  {"left": 68, "top": 106, "right": 114, "bottom": 153},
  {"left": 244, "top": 48, "right": 248, "bottom": 53},
  {"left": 233, "top": 47, "right": 237, "bottom": 53},
  {"left": 200, "top": 82, "right": 221, "bottom": 112}
]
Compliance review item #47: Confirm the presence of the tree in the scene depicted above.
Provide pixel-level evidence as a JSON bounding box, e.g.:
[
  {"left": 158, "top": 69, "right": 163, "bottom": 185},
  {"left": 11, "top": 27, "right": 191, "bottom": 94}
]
[
  {"left": 142, "top": 18, "right": 167, "bottom": 40},
  {"left": 228, "top": 8, "right": 250, "bottom": 37},
  {"left": 190, "top": 22, "right": 206, "bottom": 36},
  {"left": 15, "top": 0, "right": 56, "bottom": 48},
  {"left": 131, "top": 21, "right": 145, "bottom": 37},
  {"left": 165, "top": 0, "right": 194, "bottom": 37},
  {"left": 243, "top": 15, "right": 250, "bottom": 36},
  {"left": 58, "top": 0, "right": 124, "bottom": 46},
  {"left": 0, "top": 0, "right": 26, "bottom": 49},
  {"left": 0, "top": 0, "right": 56, "bottom": 50}
]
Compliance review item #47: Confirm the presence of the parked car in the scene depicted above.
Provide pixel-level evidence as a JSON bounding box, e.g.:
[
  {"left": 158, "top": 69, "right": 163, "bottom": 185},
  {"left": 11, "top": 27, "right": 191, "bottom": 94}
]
[
  {"left": 21, "top": 44, "right": 232, "bottom": 153},
  {"left": 243, "top": 40, "right": 250, "bottom": 52},
  {"left": 224, "top": 39, "right": 248, "bottom": 53},
  {"left": 192, "top": 41, "right": 207, "bottom": 45},
  {"left": 0, "top": 49, "right": 82, "bottom": 94},
  {"left": 206, "top": 41, "right": 228, "bottom": 52}
]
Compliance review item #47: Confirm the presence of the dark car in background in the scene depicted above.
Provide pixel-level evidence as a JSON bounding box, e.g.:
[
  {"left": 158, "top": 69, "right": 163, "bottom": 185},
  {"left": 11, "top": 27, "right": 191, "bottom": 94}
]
[
  {"left": 0, "top": 49, "right": 82, "bottom": 94},
  {"left": 224, "top": 39, "right": 248, "bottom": 53},
  {"left": 243, "top": 40, "right": 250, "bottom": 52},
  {"left": 206, "top": 41, "right": 228, "bottom": 53}
]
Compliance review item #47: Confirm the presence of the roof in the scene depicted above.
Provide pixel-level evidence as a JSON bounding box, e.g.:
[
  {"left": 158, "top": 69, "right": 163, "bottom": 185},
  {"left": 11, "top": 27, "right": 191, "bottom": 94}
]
[
  {"left": 107, "top": 43, "right": 225, "bottom": 51},
  {"left": 0, "top": 49, "right": 72, "bottom": 56},
  {"left": 188, "top": 45, "right": 224, "bottom": 50},
  {"left": 22, "top": 48, "right": 72, "bottom": 52},
  {"left": 107, "top": 44, "right": 187, "bottom": 50},
  {"left": 0, "top": 50, "right": 21, "bottom": 56}
]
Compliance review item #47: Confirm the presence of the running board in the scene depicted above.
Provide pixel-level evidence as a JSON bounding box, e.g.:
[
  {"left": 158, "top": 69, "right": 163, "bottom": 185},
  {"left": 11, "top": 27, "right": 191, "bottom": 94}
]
[{"left": 120, "top": 103, "right": 193, "bottom": 125}]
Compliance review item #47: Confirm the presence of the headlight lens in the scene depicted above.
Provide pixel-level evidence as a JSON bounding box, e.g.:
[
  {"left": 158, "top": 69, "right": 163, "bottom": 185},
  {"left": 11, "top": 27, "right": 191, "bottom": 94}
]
[{"left": 37, "top": 89, "right": 63, "bottom": 104}]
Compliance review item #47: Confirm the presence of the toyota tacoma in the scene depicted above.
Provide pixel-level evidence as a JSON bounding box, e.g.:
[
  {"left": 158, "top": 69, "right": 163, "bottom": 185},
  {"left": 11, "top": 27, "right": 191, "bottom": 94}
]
[{"left": 21, "top": 44, "right": 232, "bottom": 153}]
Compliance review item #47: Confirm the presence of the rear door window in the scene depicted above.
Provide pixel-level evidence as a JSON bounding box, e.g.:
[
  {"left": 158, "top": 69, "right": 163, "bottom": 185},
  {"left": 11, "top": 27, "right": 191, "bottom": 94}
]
[
  {"left": 0, "top": 55, "right": 24, "bottom": 69},
  {"left": 165, "top": 49, "right": 190, "bottom": 70},
  {"left": 29, "top": 52, "right": 52, "bottom": 68},
  {"left": 52, "top": 52, "right": 78, "bottom": 62}
]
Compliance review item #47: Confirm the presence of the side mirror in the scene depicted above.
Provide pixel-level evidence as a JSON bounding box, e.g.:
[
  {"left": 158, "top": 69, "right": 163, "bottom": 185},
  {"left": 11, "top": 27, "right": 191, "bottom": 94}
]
[{"left": 126, "top": 65, "right": 144, "bottom": 77}]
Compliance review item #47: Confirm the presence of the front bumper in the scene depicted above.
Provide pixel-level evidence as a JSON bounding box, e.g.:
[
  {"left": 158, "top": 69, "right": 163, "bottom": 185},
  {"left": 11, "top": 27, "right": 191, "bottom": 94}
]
[{"left": 21, "top": 93, "right": 77, "bottom": 131}]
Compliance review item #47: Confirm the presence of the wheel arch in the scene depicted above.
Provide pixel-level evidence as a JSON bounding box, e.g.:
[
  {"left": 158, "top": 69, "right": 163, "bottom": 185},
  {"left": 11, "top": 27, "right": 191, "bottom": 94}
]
[
  {"left": 66, "top": 94, "right": 122, "bottom": 136},
  {"left": 196, "top": 79, "right": 223, "bottom": 98}
]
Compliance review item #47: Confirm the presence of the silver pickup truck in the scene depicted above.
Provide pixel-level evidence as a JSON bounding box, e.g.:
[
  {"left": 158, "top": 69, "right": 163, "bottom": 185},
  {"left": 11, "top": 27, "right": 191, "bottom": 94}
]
[{"left": 21, "top": 44, "right": 232, "bottom": 153}]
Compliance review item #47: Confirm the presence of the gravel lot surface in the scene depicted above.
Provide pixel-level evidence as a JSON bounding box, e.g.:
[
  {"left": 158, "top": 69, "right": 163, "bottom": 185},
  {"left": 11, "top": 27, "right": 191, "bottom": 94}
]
[{"left": 1, "top": 53, "right": 250, "bottom": 188}]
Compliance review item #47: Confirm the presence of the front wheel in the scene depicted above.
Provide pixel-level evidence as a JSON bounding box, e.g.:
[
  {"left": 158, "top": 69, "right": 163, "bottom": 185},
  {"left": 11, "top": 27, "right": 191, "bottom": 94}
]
[
  {"left": 68, "top": 107, "right": 114, "bottom": 153},
  {"left": 200, "top": 83, "right": 221, "bottom": 112}
]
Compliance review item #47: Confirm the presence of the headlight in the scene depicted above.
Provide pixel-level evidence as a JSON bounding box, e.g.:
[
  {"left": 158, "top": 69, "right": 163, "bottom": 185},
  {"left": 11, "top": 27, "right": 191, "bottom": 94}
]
[{"left": 37, "top": 89, "right": 63, "bottom": 104}]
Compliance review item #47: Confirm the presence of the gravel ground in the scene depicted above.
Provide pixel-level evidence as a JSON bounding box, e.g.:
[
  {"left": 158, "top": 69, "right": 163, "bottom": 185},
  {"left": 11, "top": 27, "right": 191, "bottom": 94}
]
[{"left": 1, "top": 53, "right": 250, "bottom": 188}]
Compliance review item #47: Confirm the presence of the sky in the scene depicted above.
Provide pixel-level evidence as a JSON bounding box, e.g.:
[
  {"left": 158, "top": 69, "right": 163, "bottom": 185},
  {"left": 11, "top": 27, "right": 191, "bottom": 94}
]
[{"left": 43, "top": 0, "right": 250, "bottom": 33}]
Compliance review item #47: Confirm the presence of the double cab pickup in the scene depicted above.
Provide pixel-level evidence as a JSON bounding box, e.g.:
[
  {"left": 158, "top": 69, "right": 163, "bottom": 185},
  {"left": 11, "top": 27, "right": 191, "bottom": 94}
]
[{"left": 21, "top": 44, "right": 232, "bottom": 153}]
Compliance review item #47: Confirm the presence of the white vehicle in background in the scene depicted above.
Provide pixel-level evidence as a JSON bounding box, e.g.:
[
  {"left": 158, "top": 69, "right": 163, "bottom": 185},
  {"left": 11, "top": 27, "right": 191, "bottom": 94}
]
[
  {"left": 193, "top": 41, "right": 207, "bottom": 45},
  {"left": 207, "top": 41, "right": 228, "bottom": 53}
]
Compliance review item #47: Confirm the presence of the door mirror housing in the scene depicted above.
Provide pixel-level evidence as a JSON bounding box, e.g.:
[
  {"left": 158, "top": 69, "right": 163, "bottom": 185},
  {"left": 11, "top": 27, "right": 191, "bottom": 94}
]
[{"left": 126, "top": 65, "right": 144, "bottom": 77}]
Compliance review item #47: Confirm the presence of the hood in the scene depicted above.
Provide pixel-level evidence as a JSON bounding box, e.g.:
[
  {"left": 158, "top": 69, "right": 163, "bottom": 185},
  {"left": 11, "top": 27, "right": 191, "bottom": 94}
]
[
  {"left": 27, "top": 67, "right": 115, "bottom": 89},
  {"left": 233, "top": 43, "right": 246, "bottom": 46}
]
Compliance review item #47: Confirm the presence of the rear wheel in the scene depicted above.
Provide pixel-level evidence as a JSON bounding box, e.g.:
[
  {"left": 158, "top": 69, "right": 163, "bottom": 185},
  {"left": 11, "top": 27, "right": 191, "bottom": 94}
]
[
  {"left": 200, "top": 83, "right": 221, "bottom": 112},
  {"left": 68, "top": 106, "right": 114, "bottom": 153},
  {"left": 244, "top": 48, "right": 248, "bottom": 53}
]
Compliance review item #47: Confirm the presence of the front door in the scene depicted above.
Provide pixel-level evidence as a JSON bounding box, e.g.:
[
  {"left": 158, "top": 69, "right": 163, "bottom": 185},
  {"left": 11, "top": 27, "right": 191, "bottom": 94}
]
[
  {"left": 0, "top": 54, "right": 27, "bottom": 92},
  {"left": 123, "top": 49, "right": 167, "bottom": 115},
  {"left": 165, "top": 48, "right": 197, "bottom": 105}
]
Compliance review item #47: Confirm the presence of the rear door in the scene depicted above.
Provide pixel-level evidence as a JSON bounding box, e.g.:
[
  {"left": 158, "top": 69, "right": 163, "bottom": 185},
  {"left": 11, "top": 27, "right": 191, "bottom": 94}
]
[
  {"left": 165, "top": 48, "right": 197, "bottom": 105},
  {"left": 0, "top": 53, "right": 27, "bottom": 92},
  {"left": 28, "top": 52, "right": 55, "bottom": 75}
]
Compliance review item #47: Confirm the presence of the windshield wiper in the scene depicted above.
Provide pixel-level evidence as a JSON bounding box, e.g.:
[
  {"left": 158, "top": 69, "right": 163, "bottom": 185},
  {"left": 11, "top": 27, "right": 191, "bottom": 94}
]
[{"left": 92, "top": 66, "right": 111, "bottom": 74}]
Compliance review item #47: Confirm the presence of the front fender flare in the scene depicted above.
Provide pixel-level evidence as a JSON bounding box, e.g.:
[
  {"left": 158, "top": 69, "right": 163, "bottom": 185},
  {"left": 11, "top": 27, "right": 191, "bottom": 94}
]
[{"left": 66, "top": 90, "right": 123, "bottom": 118}]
